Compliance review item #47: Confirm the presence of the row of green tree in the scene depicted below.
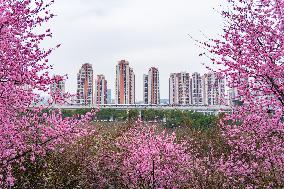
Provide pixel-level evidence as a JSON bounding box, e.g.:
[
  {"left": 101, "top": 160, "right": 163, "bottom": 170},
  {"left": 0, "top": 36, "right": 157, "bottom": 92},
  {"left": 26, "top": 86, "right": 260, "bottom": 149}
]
[{"left": 61, "top": 108, "right": 218, "bottom": 129}]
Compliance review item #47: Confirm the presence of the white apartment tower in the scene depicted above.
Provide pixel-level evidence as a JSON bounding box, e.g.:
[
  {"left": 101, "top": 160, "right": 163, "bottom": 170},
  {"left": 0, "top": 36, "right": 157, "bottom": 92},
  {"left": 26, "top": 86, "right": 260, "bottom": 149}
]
[
  {"left": 228, "top": 87, "right": 239, "bottom": 106},
  {"left": 107, "top": 89, "right": 112, "bottom": 104},
  {"left": 143, "top": 74, "right": 149, "bottom": 104},
  {"left": 169, "top": 72, "right": 191, "bottom": 105},
  {"left": 143, "top": 67, "right": 160, "bottom": 104},
  {"left": 115, "top": 60, "right": 135, "bottom": 104},
  {"left": 77, "top": 63, "right": 94, "bottom": 105},
  {"left": 191, "top": 72, "right": 203, "bottom": 105},
  {"left": 50, "top": 75, "right": 65, "bottom": 104},
  {"left": 202, "top": 72, "right": 226, "bottom": 105}
]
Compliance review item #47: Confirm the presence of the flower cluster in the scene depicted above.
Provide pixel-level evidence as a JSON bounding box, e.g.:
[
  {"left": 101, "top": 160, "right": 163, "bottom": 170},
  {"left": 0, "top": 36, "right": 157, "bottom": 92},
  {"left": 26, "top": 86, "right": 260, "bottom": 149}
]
[
  {"left": 0, "top": 0, "right": 95, "bottom": 187},
  {"left": 91, "top": 121, "right": 197, "bottom": 188},
  {"left": 201, "top": 0, "right": 284, "bottom": 188}
]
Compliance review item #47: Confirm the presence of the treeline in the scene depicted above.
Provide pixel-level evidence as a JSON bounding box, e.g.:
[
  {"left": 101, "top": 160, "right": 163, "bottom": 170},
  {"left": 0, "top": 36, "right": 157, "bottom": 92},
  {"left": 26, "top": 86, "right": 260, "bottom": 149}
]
[{"left": 61, "top": 108, "right": 218, "bottom": 129}]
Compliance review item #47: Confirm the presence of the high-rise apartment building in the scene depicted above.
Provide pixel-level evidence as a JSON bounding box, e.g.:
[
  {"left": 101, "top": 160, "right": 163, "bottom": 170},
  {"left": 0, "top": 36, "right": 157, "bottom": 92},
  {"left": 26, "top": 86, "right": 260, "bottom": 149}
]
[
  {"left": 202, "top": 72, "right": 225, "bottom": 105},
  {"left": 77, "top": 63, "right": 94, "bottom": 105},
  {"left": 115, "top": 60, "right": 135, "bottom": 104},
  {"left": 50, "top": 75, "right": 65, "bottom": 104},
  {"left": 169, "top": 72, "right": 191, "bottom": 105},
  {"left": 143, "top": 74, "right": 149, "bottom": 104},
  {"left": 191, "top": 72, "right": 203, "bottom": 105},
  {"left": 107, "top": 89, "right": 112, "bottom": 104},
  {"left": 227, "top": 87, "right": 240, "bottom": 106},
  {"left": 94, "top": 75, "right": 107, "bottom": 104},
  {"left": 129, "top": 67, "right": 135, "bottom": 104},
  {"left": 143, "top": 67, "right": 160, "bottom": 104}
]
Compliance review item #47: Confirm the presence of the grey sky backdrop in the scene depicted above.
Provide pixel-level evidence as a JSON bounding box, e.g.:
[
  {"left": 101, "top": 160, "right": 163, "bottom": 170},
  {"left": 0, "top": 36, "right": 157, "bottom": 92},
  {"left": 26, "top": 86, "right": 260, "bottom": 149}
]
[{"left": 47, "top": 0, "right": 223, "bottom": 101}]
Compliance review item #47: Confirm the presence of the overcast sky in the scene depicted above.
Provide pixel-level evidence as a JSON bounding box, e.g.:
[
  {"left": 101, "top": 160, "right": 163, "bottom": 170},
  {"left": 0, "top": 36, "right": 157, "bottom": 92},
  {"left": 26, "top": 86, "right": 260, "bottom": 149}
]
[{"left": 47, "top": 0, "right": 223, "bottom": 101}]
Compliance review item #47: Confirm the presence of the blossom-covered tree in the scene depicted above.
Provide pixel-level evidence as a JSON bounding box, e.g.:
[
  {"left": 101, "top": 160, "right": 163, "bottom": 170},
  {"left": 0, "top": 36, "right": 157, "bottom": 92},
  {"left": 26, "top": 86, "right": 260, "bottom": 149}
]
[
  {"left": 92, "top": 121, "right": 196, "bottom": 188},
  {"left": 206, "top": 0, "right": 284, "bottom": 107},
  {"left": 0, "top": 0, "right": 94, "bottom": 187},
  {"left": 117, "top": 124, "right": 193, "bottom": 188},
  {"left": 201, "top": 0, "right": 284, "bottom": 187}
]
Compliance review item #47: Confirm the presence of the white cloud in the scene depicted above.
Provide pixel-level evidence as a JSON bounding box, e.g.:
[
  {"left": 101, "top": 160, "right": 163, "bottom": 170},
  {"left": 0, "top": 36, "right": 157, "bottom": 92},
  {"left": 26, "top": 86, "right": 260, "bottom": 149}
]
[{"left": 47, "top": 0, "right": 224, "bottom": 100}]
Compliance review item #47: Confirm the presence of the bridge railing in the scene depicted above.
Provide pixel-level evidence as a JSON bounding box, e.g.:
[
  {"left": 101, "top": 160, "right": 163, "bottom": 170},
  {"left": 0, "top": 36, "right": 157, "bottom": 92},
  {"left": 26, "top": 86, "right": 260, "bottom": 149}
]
[{"left": 47, "top": 104, "right": 232, "bottom": 115}]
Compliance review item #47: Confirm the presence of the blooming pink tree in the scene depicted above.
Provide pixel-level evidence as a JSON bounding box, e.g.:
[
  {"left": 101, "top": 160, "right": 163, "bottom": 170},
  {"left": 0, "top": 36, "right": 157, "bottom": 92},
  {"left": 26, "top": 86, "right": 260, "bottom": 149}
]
[
  {"left": 205, "top": 0, "right": 284, "bottom": 107},
  {"left": 117, "top": 124, "right": 194, "bottom": 188},
  {"left": 92, "top": 121, "right": 196, "bottom": 188},
  {"left": 219, "top": 107, "right": 284, "bottom": 187},
  {"left": 201, "top": 0, "right": 284, "bottom": 187},
  {"left": 0, "top": 0, "right": 94, "bottom": 187}
]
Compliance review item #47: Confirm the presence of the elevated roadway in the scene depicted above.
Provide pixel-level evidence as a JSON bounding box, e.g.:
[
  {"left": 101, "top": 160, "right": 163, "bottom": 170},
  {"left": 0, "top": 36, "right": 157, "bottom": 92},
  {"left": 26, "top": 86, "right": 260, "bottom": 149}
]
[{"left": 51, "top": 104, "right": 232, "bottom": 115}]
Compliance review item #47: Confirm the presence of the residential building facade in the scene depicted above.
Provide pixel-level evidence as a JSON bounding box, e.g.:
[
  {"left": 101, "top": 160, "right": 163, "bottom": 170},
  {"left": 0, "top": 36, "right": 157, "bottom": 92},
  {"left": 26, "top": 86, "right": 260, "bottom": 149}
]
[
  {"left": 191, "top": 72, "right": 203, "bottom": 105},
  {"left": 107, "top": 89, "right": 112, "bottom": 104},
  {"left": 202, "top": 72, "right": 226, "bottom": 105},
  {"left": 95, "top": 74, "right": 108, "bottom": 104},
  {"left": 115, "top": 60, "right": 135, "bottom": 104},
  {"left": 50, "top": 75, "right": 65, "bottom": 104},
  {"left": 143, "top": 74, "right": 149, "bottom": 104},
  {"left": 143, "top": 67, "right": 160, "bottom": 104},
  {"left": 169, "top": 72, "right": 191, "bottom": 105},
  {"left": 77, "top": 63, "right": 94, "bottom": 105}
]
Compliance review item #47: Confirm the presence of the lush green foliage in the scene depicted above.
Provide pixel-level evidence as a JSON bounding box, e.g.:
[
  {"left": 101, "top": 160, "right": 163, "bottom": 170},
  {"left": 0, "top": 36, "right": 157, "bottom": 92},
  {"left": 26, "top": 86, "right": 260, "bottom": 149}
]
[{"left": 62, "top": 108, "right": 218, "bottom": 130}]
